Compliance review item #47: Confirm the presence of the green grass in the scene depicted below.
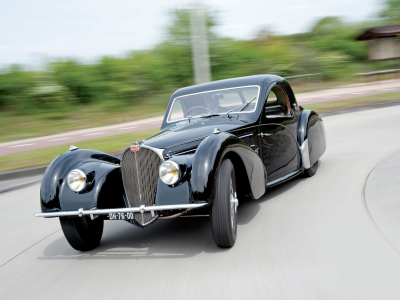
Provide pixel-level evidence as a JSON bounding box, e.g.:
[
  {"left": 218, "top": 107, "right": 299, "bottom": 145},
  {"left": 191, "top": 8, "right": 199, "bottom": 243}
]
[
  {"left": 302, "top": 91, "right": 400, "bottom": 113},
  {"left": 0, "top": 90, "right": 173, "bottom": 143},
  {"left": 0, "top": 128, "right": 159, "bottom": 173}
]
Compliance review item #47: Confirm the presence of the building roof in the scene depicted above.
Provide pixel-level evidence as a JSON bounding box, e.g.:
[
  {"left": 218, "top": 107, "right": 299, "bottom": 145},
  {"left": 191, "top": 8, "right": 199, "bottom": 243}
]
[{"left": 356, "top": 24, "right": 400, "bottom": 41}]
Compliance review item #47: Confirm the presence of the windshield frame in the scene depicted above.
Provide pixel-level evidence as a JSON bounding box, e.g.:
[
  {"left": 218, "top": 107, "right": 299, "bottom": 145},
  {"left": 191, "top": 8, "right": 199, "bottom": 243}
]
[{"left": 166, "top": 85, "right": 261, "bottom": 123}]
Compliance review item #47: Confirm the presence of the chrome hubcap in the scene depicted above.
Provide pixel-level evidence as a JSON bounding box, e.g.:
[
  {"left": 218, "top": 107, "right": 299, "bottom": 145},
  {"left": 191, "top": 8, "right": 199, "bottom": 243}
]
[{"left": 229, "top": 178, "right": 238, "bottom": 229}]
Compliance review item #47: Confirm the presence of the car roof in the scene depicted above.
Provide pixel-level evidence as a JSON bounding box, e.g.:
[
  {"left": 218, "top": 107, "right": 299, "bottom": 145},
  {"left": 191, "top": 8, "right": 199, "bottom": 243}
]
[{"left": 171, "top": 74, "right": 283, "bottom": 99}]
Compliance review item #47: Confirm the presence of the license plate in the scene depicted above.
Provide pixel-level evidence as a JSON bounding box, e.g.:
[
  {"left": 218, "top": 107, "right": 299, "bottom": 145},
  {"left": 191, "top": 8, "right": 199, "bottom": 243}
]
[{"left": 108, "top": 212, "right": 135, "bottom": 220}]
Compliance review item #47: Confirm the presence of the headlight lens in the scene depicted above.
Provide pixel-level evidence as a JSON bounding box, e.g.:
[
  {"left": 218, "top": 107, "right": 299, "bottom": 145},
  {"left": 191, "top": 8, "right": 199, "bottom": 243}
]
[
  {"left": 159, "top": 161, "right": 180, "bottom": 185},
  {"left": 67, "top": 169, "right": 87, "bottom": 192}
]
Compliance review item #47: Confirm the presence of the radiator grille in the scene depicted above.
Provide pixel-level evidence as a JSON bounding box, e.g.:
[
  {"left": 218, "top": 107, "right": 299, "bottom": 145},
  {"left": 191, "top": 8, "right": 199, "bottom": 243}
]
[{"left": 121, "top": 146, "right": 162, "bottom": 226}]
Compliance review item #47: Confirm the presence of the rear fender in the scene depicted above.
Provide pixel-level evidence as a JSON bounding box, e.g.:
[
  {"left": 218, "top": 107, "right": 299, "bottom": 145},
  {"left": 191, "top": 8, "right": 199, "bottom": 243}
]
[
  {"left": 190, "top": 132, "right": 266, "bottom": 203},
  {"left": 297, "top": 109, "right": 327, "bottom": 168},
  {"left": 40, "top": 149, "right": 125, "bottom": 213}
]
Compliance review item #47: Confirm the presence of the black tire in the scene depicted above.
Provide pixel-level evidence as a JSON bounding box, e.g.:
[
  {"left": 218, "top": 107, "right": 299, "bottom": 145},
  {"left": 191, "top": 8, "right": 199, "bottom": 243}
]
[
  {"left": 60, "top": 216, "right": 103, "bottom": 251},
  {"left": 210, "top": 159, "right": 238, "bottom": 248},
  {"left": 304, "top": 160, "right": 319, "bottom": 177}
]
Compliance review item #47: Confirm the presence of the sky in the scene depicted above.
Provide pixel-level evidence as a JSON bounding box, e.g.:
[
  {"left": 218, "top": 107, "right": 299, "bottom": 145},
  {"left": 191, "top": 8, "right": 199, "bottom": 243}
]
[{"left": 0, "top": 0, "right": 382, "bottom": 68}]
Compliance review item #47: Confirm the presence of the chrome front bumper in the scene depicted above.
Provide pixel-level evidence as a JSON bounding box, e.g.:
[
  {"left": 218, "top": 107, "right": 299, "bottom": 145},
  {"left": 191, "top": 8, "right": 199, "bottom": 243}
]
[{"left": 34, "top": 203, "right": 207, "bottom": 218}]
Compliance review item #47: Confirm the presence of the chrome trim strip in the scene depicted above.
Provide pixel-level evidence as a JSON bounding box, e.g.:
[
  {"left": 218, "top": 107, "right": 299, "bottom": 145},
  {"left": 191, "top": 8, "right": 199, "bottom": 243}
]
[
  {"left": 267, "top": 169, "right": 303, "bottom": 187},
  {"left": 34, "top": 203, "right": 207, "bottom": 218},
  {"left": 300, "top": 139, "right": 311, "bottom": 169},
  {"left": 238, "top": 133, "right": 253, "bottom": 138},
  {"left": 166, "top": 85, "right": 261, "bottom": 123},
  {"left": 258, "top": 133, "right": 271, "bottom": 137},
  {"left": 139, "top": 144, "right": 165, "bottom": 161}
]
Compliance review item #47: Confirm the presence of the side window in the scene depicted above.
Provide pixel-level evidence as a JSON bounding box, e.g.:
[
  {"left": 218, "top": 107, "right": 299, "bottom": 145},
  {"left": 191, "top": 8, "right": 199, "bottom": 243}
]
[
  {"left": 169, "top": 100, "right": 184, "bottom": 121},
  {"left": 265, "top": 85, "right": 291, "bottom": 116}
]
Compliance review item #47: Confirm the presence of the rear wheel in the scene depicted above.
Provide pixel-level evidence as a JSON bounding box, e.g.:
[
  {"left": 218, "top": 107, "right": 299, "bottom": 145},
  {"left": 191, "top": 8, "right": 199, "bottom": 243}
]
[
  {"left": 304, "top": 160, "right": 319, "bottom": 177},
  {"left": 60, "top": 216, "right": 103, "bottom": 251},
  {"left": 210, "top": 159, "right": 238, "bottom": 248}
]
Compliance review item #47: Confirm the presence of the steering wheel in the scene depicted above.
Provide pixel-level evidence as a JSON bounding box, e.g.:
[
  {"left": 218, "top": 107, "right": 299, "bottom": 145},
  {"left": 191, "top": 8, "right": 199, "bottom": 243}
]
[{"left": 185, "top": 106, "right": 214, "bottom": 117}]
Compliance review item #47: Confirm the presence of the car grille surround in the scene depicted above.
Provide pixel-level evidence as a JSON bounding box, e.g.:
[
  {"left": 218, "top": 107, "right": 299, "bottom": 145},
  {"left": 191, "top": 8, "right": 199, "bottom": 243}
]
[{"left": 121, "top": 146, "right": 162, "bottom": 226}]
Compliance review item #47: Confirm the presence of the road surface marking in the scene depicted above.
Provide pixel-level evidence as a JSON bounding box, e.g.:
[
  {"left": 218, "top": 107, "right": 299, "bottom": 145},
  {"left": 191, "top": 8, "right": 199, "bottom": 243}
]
[
  {"left": 323, "top": 96, "right": 339, "bottom": 98},
  {"left": 381, "top": 88, "right": 396, "bottom": 91},
  {"left": 351, "top": 92, "right": 367, "bottom": 95},
  {"left": 9, "top": 144, "right": 34, "bottom": 148},
  {"left": 48, "top": 138, "right": 70, "bottom": 141},
  {"left": 116, "top": 127, "right": 137, "bottom": 130},
  {"left": 298, "top": 100, "right": 309, "bottom": 102},
  {"left": 85, "top": 132, "right": 106, "bottom": 136},
  {"left": 149, "top": 122, "right": 162, "bottom": 124}
]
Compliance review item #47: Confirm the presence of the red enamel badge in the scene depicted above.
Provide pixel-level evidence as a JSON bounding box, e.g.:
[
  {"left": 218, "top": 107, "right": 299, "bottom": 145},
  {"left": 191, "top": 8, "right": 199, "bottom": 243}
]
[{"left": 130, "top": 146, "right": 139, "bottom": 152}]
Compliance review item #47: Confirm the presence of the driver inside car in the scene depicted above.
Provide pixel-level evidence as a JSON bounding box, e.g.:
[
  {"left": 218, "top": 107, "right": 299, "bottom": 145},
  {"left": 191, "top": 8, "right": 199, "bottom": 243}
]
[{"left": 204, "top": 93, "right": 228, "bottom": 114}]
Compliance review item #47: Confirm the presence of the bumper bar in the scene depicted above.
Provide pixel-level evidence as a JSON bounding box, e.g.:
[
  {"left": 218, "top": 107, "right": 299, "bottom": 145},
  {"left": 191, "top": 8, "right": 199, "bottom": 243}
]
[{"left": 34, "top": 203, "right": 207, "bottom": 218}]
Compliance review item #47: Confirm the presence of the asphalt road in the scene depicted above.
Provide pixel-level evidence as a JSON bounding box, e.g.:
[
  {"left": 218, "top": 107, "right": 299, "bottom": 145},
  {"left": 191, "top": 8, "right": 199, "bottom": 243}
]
[
  {"left": 1, "top": 106, "right": 400, "bottom": 299},
  {"left": 0, "top": 79, "right": 399, "bottom": 157}
]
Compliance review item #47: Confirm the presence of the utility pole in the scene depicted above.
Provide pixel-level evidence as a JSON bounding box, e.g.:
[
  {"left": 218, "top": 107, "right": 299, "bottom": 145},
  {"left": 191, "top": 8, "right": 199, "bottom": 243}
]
[{"left": 190, "top": 3, "right": 211, "bottom": 84}]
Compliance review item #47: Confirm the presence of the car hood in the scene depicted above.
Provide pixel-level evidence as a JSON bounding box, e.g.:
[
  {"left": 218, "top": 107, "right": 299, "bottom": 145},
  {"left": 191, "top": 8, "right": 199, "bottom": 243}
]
[{"left": 142, "top": 116, "right": 253, "bottom": 150}]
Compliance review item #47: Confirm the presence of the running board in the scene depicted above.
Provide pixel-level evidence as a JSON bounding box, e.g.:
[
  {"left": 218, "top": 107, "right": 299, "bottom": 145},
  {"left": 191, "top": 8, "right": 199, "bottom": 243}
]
[{"left": 266, "top": 169, "right": 304, "bottom": 188}]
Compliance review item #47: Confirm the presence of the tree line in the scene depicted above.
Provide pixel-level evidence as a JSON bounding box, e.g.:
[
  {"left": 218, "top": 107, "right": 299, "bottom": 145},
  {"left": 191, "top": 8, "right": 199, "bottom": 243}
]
[{"left": 0, "top": 0, "right": 399, "bottom": 115}]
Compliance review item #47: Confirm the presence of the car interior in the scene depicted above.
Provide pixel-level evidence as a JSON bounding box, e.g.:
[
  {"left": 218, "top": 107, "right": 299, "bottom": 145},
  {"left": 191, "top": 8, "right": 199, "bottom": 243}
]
[
  {"left": 265, "top": 85, "right": 291, "bottom": 116},
  {"left": 168, "top": 87, "right": 259, "bottom": 122}
]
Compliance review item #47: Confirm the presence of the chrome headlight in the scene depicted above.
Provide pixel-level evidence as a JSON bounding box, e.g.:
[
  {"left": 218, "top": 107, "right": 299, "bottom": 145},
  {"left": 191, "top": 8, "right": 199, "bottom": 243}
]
[
  {"left": 67, "top": 169, "right": 87, "bottom": 192},
  {"left": 159, "top": 161, "right": 180, "bottom": 185}
]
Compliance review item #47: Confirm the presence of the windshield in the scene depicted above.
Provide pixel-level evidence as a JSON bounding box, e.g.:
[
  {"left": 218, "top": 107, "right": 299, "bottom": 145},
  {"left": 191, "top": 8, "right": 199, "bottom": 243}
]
[{"left": 167, "top": 85, "right": 260, "bottom": 123}]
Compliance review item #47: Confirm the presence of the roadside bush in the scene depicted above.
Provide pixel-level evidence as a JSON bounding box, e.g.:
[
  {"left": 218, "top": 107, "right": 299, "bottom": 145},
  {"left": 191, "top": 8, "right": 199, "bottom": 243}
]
[{"left": 0, "top": 7, "right": 390, "bottom": 116}]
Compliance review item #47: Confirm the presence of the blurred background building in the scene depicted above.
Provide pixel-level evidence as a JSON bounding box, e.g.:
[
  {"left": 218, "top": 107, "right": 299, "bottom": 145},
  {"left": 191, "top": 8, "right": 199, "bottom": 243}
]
[{"left": 356, "top": 24, "right": 400, "bottom": 61}]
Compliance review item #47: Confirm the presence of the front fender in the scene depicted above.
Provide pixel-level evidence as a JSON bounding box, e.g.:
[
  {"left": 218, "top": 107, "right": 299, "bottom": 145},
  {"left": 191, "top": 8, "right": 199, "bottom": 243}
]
[
  {"left": 190, "top": 132, "right": 266, "bottom": 202},
  {"left": 40, "top": 149, "right": 125, "bottom": 212}
]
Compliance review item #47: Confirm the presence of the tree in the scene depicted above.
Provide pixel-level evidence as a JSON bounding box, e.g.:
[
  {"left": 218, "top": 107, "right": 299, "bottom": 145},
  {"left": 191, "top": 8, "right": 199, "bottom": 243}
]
[
  {"left": 380, "top": 0, "right": 400, "bottom": 24},
  {"left": 166, "top": 8, "right": 217, "bottom": 46}
]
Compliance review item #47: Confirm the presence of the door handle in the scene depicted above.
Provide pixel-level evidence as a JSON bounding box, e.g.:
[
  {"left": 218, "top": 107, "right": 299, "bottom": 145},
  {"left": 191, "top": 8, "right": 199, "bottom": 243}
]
[{"left": 258, "top": 133, "right": 271, "bottom": 137}]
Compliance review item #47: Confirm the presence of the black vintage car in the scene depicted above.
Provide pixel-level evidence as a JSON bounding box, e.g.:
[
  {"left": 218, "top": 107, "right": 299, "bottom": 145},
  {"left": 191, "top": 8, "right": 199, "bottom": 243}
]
[{"left": 35, "top": 75, "right": 326, "bottom": 250}]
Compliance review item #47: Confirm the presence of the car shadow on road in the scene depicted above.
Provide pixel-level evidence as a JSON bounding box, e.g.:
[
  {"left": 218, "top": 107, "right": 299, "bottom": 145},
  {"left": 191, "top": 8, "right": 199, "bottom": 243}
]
[
  {"left": 38, "top": 172, "right": 307, "bottom": 261},
  {"left": 238, "top": 173, "right": 307, "bottom": 225}
]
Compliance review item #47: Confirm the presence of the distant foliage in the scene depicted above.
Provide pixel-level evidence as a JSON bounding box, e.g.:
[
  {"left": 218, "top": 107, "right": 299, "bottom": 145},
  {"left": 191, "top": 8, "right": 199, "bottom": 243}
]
[
  {"left": 0, "top": 6, "right": 395, "bottom": 114},
  {"left": 380, "top": 0, "right": 400, "bottom": 24}
]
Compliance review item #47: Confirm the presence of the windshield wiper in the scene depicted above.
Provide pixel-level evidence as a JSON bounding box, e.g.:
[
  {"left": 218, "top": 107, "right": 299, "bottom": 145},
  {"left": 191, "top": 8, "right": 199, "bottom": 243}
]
[
  {"left": 199, "top": 114, "right": 220, "bottom": 118},
  {"left": 226, "top": 96, "right": 257, "bottom": 116},
  {"left": 188, "top": 114, "right": 219, "bottom": 123},
  {"left": 239, "top": 96, "right": 257, "bottom": 111}
]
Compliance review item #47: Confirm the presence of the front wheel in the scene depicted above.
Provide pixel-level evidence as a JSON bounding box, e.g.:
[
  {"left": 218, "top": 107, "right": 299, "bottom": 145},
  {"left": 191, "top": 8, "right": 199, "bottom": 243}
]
[
  {"left": 60, "top": 216, "right": 103, "bottom": 251},
  {"left": 210, "top": 159, "right": 238, "bottom": 248}
]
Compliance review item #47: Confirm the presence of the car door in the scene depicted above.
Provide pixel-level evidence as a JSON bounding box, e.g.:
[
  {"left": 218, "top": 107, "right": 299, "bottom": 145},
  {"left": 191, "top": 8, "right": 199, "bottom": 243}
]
[{"left": 258, "top": 82, "right": 301, "bottom": 182}]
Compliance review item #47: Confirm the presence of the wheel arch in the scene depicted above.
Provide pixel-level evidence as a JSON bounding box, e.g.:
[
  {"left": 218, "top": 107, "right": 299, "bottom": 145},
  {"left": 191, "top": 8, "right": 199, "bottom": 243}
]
[
  {"left": 222, "top": 151, "right": 253, "bottom": 200},
  {"left": 40, "top": 149, "right": 125, "bottom": 213},
  {"left": 297, "top": 109, "right": 327, "bottom": 168},
  {"left": 190, "top": 132, "right": 266, "bottom": 203}
]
